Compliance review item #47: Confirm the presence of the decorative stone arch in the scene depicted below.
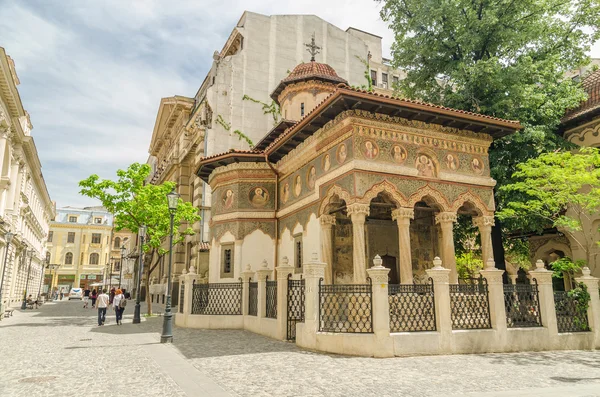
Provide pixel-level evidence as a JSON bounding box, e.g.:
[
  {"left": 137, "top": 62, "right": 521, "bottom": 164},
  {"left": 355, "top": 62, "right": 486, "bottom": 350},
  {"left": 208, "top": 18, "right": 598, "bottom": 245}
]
[
  {"left": 569, "top": 122, "right": 600, "bottom": 146},
  {"left": 407, "top": 185, "right": 450, "bottom": 211},
  {"left": 357, "top": 180, "right": 408, "bottom": 207},
  {"left": 450, "top": 191, "right": 492, "bottom": 216},
  {"left": 532, "top": 240, "right": 573, "bottom": 265},
  {"left": 318, "top": 185, "right": 353, "bottom": 216}
]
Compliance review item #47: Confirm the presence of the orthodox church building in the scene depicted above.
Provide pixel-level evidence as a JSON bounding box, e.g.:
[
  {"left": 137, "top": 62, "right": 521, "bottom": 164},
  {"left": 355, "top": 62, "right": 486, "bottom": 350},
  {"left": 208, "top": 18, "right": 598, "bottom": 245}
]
[{"left": 196, "top": 42, "right": 522, "bottom": 284}]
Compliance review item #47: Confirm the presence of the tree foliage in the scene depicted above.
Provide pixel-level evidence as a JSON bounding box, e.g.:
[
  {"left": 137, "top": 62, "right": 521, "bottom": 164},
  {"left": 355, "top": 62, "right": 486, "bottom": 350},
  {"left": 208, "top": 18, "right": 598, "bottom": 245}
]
[
  {"left": 79, "top": 163, "right": 201, "bottom": 314},
  {"left": 379, "top": 0, "right": 598, "bottom": 229},
  {"left": 497, "top": 148, "right": 600, "bottom": 266}
]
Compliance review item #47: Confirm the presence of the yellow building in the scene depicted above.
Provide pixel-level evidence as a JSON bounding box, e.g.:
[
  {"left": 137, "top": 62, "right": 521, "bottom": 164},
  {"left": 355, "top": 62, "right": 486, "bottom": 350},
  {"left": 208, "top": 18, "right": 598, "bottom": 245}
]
[{"left": 46, "top": 206, "right": 114, "bottom": 291}]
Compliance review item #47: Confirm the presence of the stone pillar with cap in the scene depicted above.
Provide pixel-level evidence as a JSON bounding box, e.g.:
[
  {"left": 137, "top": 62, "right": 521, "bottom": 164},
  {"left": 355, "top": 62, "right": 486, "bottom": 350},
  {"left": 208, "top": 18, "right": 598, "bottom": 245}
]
[
  {"left": 256, "top": 260, "right": 271, "bottom": 319},
  {"left": 241, "top": 264, "right": 255, "bottom": 316},
  {"left": 479, "top": 259, "right": 507, "bottom": 334},
  {"left": 178, "top": 265, "right": 197, "bottom": 326},
  {"left": 575, "top": 267, "right": 600, "bottom": 348},
  {"left": 473, "top": 216, "right": 495, "bottom": 267},
  {"left": 347, "top": 203, "right": 370, "bottom": 284},
  {"left": 319, "top": 215, "right": 336, "bottom": 284},
  {"left": 426, "top": 257, "right": 452, "bottom": 350},
  {"left": 391, "top": 207, "right": 414, "bottom": 284},
  {"left": 435, "top": 212, "right": 458, "bottom": 284},
  {"left": 366, "top": 255, "right": 393, "bottom": 357},
  {"left": 529, "top": 259, "right": 558, "bottom": 339},
  {"left": 276, "top": 257, "right": 295, "bottom": 340},
  {"left": 300, "top": 252, "right": 326, "bottom": 347}
]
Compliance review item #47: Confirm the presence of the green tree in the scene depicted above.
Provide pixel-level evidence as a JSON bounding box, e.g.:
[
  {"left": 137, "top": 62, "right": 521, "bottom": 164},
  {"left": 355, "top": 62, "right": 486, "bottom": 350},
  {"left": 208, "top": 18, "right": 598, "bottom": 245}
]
[
  {"left": 379, "top": 0, "right": 598, "bottom": 238},
  {"left": 497, "top": 148, "right": 600, "bottom": 268},
  {"left": 79, "top": 163, "right": 201, "bottom": 315}
]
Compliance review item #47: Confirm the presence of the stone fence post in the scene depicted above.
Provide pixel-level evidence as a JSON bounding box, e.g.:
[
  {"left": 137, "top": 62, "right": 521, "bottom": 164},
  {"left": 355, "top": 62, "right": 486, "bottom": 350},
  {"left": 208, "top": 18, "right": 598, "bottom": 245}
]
[
  {"left": 182, "top": 266, "right": 197, "bottom": 316},
  {"left": 366, "top": 255, "right": 392, "bottom": 358},
  {"left": 529, "top": 259, "right": 558, "bottom": 339},
  {"left": 241, "top": 264, "right": 255, "bottom": 316},
  {"left": 426, "top": 257, "right": 452, "bottom": 351},
  {"left": 575, "top": 267, "right": 600, "bottom": 348},
  {"left": 256, "top": 260, "right": 271, "bottom": 319},
  {"left": 276, "top": 257, "right": 295, "bottom": 340},
  {"left": 303, "top": 253, "right": 326, "bottom": 345},
  {"left": 479, "top": 259, "right": 507, "bottom": 334}
]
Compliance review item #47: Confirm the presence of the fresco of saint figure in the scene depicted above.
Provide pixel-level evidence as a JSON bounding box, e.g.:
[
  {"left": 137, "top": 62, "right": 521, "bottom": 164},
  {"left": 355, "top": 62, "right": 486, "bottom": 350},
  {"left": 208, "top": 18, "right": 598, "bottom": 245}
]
[
  {"left": 472, "top": 157, "right": 484, "bottom": 174},
  {"left": 391, "top": 145, "right": 407, "bottom": 164},
  {"left": 364, "top": 140, "right": 378, "bottom": 159},
  {"left": 281, "top": 183, "right": 290, "bottom": 204},
  {"left": 416, "top": 154, "right": 436, "bottom": 177},
  {"left": 336, "top": 143, "right": 347, "bottom": 164},
  {"left": 249, "top": 187, "right": 269, "bottom": 207},
  {"left": 307, "top": 166, "right": 316, "bottom": 190},
  {"left": 323, "top": 153, "right": 331, "bottom": 171},
  {"left": 222, "top": 189, "right": 234, "bottom": 210},
  {"left": 445, "top": 153, "right": 458, "bottom": 170},
  {"left": 294, "top": 175, "right": 302, "bottom": 197}
]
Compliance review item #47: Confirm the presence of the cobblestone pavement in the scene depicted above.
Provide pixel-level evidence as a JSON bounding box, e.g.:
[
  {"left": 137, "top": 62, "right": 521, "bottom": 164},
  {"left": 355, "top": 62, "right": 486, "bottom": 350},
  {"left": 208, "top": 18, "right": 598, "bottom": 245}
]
[{"left": 1, "top": 300, "right": 600, "bottom": 396}]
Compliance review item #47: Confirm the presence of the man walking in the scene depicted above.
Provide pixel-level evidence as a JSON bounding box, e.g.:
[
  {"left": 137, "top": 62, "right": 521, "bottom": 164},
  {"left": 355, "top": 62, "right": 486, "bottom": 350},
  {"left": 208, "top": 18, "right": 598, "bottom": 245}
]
[{"left": 97, "top": 289, "right": 109, "bottom": 326}]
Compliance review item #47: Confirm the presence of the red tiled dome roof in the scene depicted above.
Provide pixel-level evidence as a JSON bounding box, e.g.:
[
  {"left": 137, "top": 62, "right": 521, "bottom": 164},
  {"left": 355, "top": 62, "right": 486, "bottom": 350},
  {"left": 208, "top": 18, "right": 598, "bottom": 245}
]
[
  {"left": 271, "top": 61, "right": 348, "bottom": 102},
  {"left": 563, "top": 69, "right": 600, "bottom": 123}
]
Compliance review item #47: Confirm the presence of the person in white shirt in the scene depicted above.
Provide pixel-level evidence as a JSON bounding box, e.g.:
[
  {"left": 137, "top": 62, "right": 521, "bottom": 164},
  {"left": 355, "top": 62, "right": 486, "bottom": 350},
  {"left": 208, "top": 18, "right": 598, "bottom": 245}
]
[
  {"left": 97, "top": 289, "right": 110, "bottom": 326},
  {"left": 113, "top": 289, "right": 125, "bottom": 325}
]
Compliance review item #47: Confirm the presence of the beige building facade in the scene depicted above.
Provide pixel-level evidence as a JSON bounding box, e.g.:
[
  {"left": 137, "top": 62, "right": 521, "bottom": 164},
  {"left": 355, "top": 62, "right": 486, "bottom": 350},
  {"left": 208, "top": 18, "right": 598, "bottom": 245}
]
[{"left": 0, "top": 47, "right": 53, "bottom": 309}]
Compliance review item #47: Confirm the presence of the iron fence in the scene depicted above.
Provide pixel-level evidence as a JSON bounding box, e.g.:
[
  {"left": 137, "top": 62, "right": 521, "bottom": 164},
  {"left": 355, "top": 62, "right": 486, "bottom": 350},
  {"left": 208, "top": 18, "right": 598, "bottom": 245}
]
[
  {"left": 388, "top": 280, "right": 436, "bottom": 332},
  {"left": 554, "top": 291, "right": 590, "bottom": 333},
  {"left": 191, "top": 282, "right": 243, "bottom": 315},
  {"left": 266, "top": 278, "right": 277, "bottom": 319},
  {"left": 179, "top": 282, "right": 185, "bottom": 314},
  {"left": 449, "top": 277, "right": 491, "bottom": 330},
  {"left": 503, "top": 280, "right": 542, "bottom": 328},
  {"left": 248, "top": 281, "right": 258, "bottom": 316},
  {"left": 287, "top": 276, "right": 305, "bottom": 341},
  {"left": 319, "top": 278, "right": 373, "bottom": 333}
]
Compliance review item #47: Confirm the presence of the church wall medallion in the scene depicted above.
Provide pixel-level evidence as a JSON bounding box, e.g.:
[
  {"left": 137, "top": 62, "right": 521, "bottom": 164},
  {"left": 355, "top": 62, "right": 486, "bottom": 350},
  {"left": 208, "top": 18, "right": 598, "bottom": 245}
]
[
  {"left": 249, "top": 186, "right": 270, "bottom": 208},
  {"left": 391, "top": 144, "right": 408, "bottom": 164},
  {"left": 415, "top": 154, "right": 437, "bottom": 178},
  {"left": 307, "top": 166, "right": 316, "bottom": 190},
  {"left": 322, "top": 153, "right": 331, "bottom": 172},
  {"left": 336, "top": 143, "right": 348, "bottom": 164},
  {"left": 444, "top": 152, "right": 459, "bottom": 171},
  {"left": 363, "top": 139, "right": 379, "bottom": 160},
  {"left": 222, "top": 189, "right": 235, "bottom": 210},
  {"left": 294, "top": 175, "right": 302, "bottom": 197},
  {"left": 281, "top": 183, "right": 290, "bottom": 204},
  {"left": 471, "top": 156, "right": 484, "bottom": 175}
]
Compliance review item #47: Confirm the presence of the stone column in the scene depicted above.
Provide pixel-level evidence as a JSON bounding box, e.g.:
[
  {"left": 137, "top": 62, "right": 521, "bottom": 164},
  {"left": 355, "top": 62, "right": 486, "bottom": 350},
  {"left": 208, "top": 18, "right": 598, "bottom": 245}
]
[
  {"left": 509, "top": 275, "right": 518, "bottom": 285},
  {"left": 319, "top": 215, "right": 336, "bottom": 284},
  {"left": 302, "top": 253, "right": 326, "bottom": 347},
  {"left": 435, "top": 212, "right": 458, "bottom": 284},
  {"left": 256, "top": 260, "right": 271, "bottom": 319},
  {"left": 366, "top": 255, "right": 393, "bottom": 357},
  {"left": 241, "top": 264, "right": 255, "bottom": 316},
  {"left": 474, "top": 216, "right": 495, "bottom": 265},
  {"left": 426, "top": 257, "right": 452, "bottom": 351},
  {"left": 176, "top": 266, "right": 197, "bottom": 327},
  {"left": 276, "top": 258, "right": 295, "bottom": 340},
  {"left": 391, "top": 207, "right": 414, "bottom": 284},
  {"left": 347, "top": 203, "right": 370, "bottom": 284},
  {"left": 479, "top": 259, "right": 507, "bottom": 336},
  {"left": 529, "top": 259, "right": 558, "bottom": 340},
  {"left": 575, "top": 267, "right": 600, "bottom": 349}
]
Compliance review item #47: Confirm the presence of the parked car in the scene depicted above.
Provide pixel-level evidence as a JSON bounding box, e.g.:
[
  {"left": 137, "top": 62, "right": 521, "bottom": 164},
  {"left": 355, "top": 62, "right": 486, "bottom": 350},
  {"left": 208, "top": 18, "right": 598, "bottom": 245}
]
[{"left": 68, "top": 288, "right": 83, "bottom": 300}]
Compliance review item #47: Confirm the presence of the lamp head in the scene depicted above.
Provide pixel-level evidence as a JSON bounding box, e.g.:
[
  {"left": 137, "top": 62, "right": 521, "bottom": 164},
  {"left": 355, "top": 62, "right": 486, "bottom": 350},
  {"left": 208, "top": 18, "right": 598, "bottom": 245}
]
[
  {"left": 139, "top": 224, "right": 147, "bottom": 238},
  {"left": 5, "top": 231, "right": 14, "bottom": 244},
  {"left": 166, "top": 187, "right": 179, "bottom": 212}
]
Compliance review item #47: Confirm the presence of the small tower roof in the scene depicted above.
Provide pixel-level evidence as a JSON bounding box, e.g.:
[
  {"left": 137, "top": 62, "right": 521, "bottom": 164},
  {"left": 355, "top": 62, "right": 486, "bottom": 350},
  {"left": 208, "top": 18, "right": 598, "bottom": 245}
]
[{"left": 270, "top": 61, "right": 348, "bottom": 102}]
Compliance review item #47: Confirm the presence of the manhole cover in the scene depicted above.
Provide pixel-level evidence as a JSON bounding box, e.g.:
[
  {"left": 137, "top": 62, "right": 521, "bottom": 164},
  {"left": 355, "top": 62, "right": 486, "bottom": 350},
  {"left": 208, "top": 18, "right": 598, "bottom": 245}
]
[{"left": 19, "top": 376, "right": 58, "bottom": 383}]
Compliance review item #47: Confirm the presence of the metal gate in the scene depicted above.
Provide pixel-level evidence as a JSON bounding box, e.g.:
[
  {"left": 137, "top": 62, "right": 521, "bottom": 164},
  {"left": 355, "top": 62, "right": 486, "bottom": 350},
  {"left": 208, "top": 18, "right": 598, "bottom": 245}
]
[{"left": 287, "top": 275, "right": 305, "bottom": 341}]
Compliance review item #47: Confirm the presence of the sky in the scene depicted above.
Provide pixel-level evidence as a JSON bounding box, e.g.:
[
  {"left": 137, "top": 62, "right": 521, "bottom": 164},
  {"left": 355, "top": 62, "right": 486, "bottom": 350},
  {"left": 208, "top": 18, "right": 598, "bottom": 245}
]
[{"left": 0, "top": 0, "right": 599, "bottom": 208}]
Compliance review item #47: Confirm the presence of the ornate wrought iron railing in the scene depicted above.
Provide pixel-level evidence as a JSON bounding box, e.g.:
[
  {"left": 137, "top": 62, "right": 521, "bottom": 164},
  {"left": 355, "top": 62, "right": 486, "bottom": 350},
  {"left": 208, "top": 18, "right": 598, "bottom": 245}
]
[
  {"left": 449, "top": 277, "right": 491, "bottom": 330},
  {"left": 248, "top": 281, "right": 258, "bottom": 316},
  {"left": 287, "top": 276, "right": 305, "bottom": 341},
  {"left": 503, "top": 280, "right": 542, "bottom": 328},
  {"left": 319, "top": 278, "right": 373, "bottom": 333},
  {"left": 179, "top": 282, "right": 185, "bottom": 314},
  {"left": 191, "top": 282, "right": 243, "bottom": 315},
  {"left": 554, "top": 291, "right": 589, "bottom": 333},
  {"left": 266, "top": 278, "right": 277, "bottom": 319},
  {"left": 388, "top": 280, "right": 436, "bottom": 332}
]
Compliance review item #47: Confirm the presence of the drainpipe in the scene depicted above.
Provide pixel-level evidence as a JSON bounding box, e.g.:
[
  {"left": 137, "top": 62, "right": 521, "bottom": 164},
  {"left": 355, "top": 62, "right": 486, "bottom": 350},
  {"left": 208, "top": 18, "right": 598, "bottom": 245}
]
[{"left": 264, "top": 153, "right": 279, "bottom": 278}]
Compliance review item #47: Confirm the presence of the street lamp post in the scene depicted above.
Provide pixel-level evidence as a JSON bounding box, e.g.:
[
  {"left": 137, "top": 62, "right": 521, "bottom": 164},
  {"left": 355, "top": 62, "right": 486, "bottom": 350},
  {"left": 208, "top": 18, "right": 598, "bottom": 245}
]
[
  {"left": 161, "top": 188, "right": 179, "bottom": 343},
  {"left": 21, "top": 249, "right": 34, "bottom": 309},
  {"left": 119, "top": 246, "right": 125, "bottom": 289},
  {"left": 37, "top": 260, "right": 48, "bottom": 299},
  {"left": 133, "top": 224, "right": 146, "bottom": 324},
  {"left": 0, "top": 231, "right": 14, "bottom": 316}
]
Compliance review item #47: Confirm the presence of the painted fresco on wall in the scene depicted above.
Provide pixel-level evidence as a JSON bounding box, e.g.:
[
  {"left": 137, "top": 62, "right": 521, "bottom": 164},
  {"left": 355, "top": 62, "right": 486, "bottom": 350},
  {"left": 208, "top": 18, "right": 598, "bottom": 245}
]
[
  {"left": 307, "top": 166, "right": 316, "bottom": 190},
  {"left": 472, "top": 156, "right": 484, "bottom": 175},
  {"left": 363, "top": 140, "right": 379, "bottom": 160},
  {"left": 416, "top": 154, "right": 437, "bottom": 177},
  {"left": 410, "top": 213, "right": 439, "bottom": 284},
  {"left": 445, "top": 153, "right": 459, "bottom": 171},
  {"left": 222, "top": 189, "right": 234, "bottom": 210},
  {"left": 249, "top": 187, "right": 269, "bottom": 207},
  {"left": 294, "top": 175, "right": 302, "bottom": 197},
  {"left": 336, "top": 143, "right": 348, "bottom": 164},
  {"left": 323, "top": 153, "right": 331, "bottom": 171},
  {"left": 333, "top": 219, "right": 353, "bottom": 284},
  {"left": 391, "top": 144, "right": 407, "bottom": 164},
  {"left": 281, "top": 183, "right": 290, "bottom": 204}
]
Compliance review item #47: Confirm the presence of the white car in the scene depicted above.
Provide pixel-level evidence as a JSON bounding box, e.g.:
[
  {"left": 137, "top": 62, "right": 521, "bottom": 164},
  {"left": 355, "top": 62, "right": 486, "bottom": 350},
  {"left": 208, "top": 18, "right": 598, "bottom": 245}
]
[{"left": 68, "top": 288, "right": 83, "bottom": 300}]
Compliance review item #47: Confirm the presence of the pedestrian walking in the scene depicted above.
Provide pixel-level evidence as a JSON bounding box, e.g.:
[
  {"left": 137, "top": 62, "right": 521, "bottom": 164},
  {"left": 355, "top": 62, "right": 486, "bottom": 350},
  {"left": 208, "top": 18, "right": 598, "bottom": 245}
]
[
  {"left": 97, "top": 289, "right": 109, "bottom": 326},
  {"left": 109, "top": 287, "right": 116, "bottom": 304},
  {"left": 113, "top": 288, "right": 126, "bottom": 325},
  {"left": 91, "top": 289, "right": 97, "bottom": 308},
  {"left": 83, "top": 288, "right": 91, "bottom": 308},
  {"left": 59, "top": 288, "right": 64, "bottom": 301}
]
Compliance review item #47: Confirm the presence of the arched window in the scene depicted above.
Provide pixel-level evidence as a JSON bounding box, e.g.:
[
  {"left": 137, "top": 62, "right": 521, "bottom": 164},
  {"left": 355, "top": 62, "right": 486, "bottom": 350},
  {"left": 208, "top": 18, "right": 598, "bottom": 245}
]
[
  {"left": 65, "top": 252, "right": 73, "bottom": 265},
  {"left": 89, "top": 253, "right": 99, "bottom": 265},
  {"left": 114, "top": 237, "right": 121, "bottom": 249}
]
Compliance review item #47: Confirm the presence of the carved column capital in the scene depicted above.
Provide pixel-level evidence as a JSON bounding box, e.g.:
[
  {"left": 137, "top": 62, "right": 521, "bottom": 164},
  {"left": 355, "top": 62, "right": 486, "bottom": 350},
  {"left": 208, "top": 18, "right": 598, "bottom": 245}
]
[
  {"left": 473, "top": 216, "right": 495, "bottom": 229},
  {"left": 435, "top": 212, "right": 457, "bottom": 225},
  {"left": 346, "top": 203, "right": 370, "bottom": 217},
  {"left": 391, "top": 207, "right": 414, "bottom": 224},
  {"left": 319, "top": 214, "right": 336, "bottom": 227}
]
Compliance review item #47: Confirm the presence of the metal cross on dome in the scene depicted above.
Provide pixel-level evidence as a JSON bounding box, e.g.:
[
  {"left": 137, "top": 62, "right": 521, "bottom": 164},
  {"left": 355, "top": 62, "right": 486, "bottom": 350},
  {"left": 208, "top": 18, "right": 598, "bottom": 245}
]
[{"left": 305, "top": 33, "right": 321, "bottom": 62}]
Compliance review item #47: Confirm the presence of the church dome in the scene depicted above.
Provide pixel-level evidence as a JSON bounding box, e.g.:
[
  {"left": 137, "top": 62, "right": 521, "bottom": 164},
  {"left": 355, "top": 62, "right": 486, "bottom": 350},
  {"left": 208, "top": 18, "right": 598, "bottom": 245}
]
[{"left": 271, "top": 60, "right": 348, "bottom": 103}]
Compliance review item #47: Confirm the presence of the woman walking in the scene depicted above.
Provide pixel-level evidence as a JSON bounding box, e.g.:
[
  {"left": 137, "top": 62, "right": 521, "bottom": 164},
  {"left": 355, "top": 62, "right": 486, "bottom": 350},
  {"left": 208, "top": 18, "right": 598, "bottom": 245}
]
[
  {"left": 90, "top": 289, "right": 97, "bottom": 308},
  {"left": 113, "top": 288, "right": 125, "bottom": 325}
]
